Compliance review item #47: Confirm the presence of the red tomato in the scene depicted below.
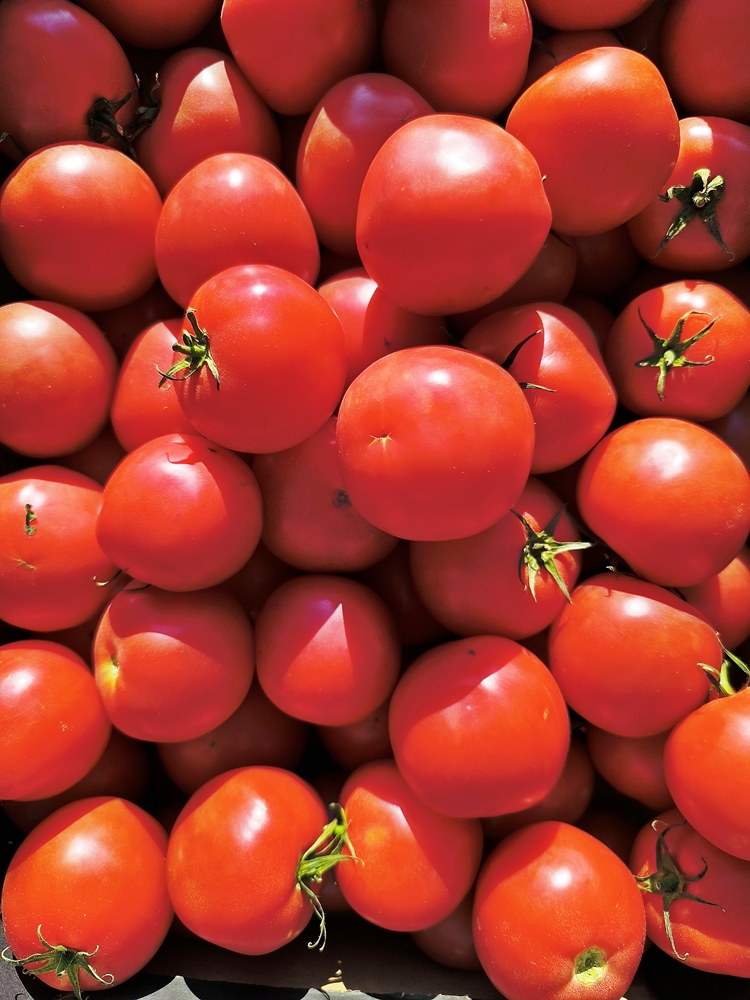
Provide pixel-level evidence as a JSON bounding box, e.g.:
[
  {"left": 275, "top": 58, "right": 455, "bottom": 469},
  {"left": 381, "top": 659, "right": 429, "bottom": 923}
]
[
  {"left": 681, "top": 546, "right": 750, "bottom": 649},
  {"left": 473, "top": 821, "right": 646, "bottom": 1000},
  {"left": 255, "top": 575, "right": 400, "bottom": 726},
  {"left": 58, "top": 424, "right": 127, "bottom": 487},
  {"left": 0, "top": 640, "right": 110, "bottom": 801},
  {"left": 381, "top": 0, "right": 531, "bottom": 118},
  {"left": 705, "top": 392, "right": 750, "bottom": 471},
  {"left": 411, "top": 892, "right": 481, "bottom": 971},
  {"left": 522, "top": 30, "right": 622, "bottom": 90},
  {"left": 218, "top": 541, "right": 297, "bottom": 623},
  {"left": 526, "top": 0, "right": 654, "bottom": 29},
  {"left": 75, "top": 0, "right": 220, "bottom": 48},
  {"left": 549, "top": 573, "right": 718, "bottom": 737},
  {"left": 336, "top": 345, "right": 535, "bottom": 541},
  {"left": 0, "top": 143, "right": 161, "bottom": 311},
  {"left": 0, "top": 466, "right": 117, "bottom": 631},
  {"left": 2, "top": 797, "right": 172, "bottom": 995},
  {"left": 336, "top": 759, "right": 483, "bottom": 931},
  {"left": 0, "top": 301, "right": 116, "bottom": 458},
  {"left": 568, "top": 225, "right": 641, "bottom": 300},
  {"left": 389, "top": 635, "right": 570, "bottom": 818},
  {"left": 356, "top": 115, "right": 551, "bottom": 315},
  {"left": 155, "top": 154, "right": 319, "bottom": 308},
  {"left": 317, "top": 696, "right": 393, "bottom": 772},
  {"left": 506, "top": 48, "right": 679, "bottom": 236},
  {"left": 96, "top": 433, "right": 263, "bottom": 592},
  {"left": 89, "top": 281, "right": 181, "bottom": 362},
  {"left": 577, "top": 417, "right": 750, "bottom": 587},
  {"left": 586, "top": 727, "right": 673, "bottom": 812}
]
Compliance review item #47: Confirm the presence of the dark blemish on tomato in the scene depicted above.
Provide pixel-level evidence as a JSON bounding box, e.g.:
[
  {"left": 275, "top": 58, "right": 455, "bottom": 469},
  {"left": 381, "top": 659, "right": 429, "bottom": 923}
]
[
  {"left": 333, "top": 489, "right": 352, "bottom": 508},
  {"left": 467, "top": 648, "right": 476, "bottom": 656}
]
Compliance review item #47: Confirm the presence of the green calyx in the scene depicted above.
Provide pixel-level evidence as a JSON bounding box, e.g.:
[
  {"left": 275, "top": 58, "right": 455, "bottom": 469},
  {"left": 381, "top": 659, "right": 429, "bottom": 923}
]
[
  {"left": 297, "top": 804, "right": 359, "bottom": 952},
  {"left": 1, "top": 925, "right": 114, "bottom": 1000},
  {"left": 512, "top": 506, "right": 592, "bottom": 603},
  {"left": 157, "top": 308, "right": 220, "bottom": 390},
  {"left": 88, "top": 76, "right": 161, "bottom": 159},
  {"left": 634, "top": 307, "right": 719, "bottom": 401},
  {"left": 24, "top": 503, "right": 37, "bottom": 536},
  {"left": 655, "top": 169, "right": 731, "bottom": 258},
  {"left": 501, "top": 329, "right": 556, "bottom": 393},
  {"left": 634, "top": 819, "right": 724, "bottom": 961},
  {"left": 699, "top": 642, "right": 750, "bottom": 698}
]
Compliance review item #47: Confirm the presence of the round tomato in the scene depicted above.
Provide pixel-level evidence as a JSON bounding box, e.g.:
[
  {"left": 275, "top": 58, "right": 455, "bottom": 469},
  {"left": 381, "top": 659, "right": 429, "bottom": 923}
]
[
  {"left": 526, "top": 0, "right": 654, "bottom": 29},
  {"left": 522, "top": 30, "right": 622, "bottom": 91},
  {"left": 317, "top": 696, "right": 393, "bottom": 772},
  {"left": 75, "top": 0, "right": 221, "bottom": 49},
  {"left": 681, "top": 547, "right": 750, "bottom": 649},
  {"left": 586, "top": 727, "right": 673, "bottom": 812},
  {"left": 411, "top": 892, "right": 481, "bottom": 972}
]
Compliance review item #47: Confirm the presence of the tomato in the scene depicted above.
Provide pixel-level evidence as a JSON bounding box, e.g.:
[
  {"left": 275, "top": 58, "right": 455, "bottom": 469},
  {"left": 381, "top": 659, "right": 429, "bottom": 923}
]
[
  {"left": 549, "top": 573, "right": 719, "bottom": 737},
  {"left": 58, "top": 425, "right": 127, "bottom": 487},
  {"left": 389, "top": 635, "right": 570, "bottom": 818},
  {"left": 562, "top": 295, "right": 614, "bottom": 352},
  {"left": 255, "top": 574, "right": 400, "bottom": 726},
  {"left": 577, "top": 417, "right": 750, "bottom": 587},
  {"left": 93, "top": 584, "right": 254, "bottom": 742},
  {"left": 381, "top": 0, "right": 531, "bottom": 118},
  {"left": 90, "top": 281, "right": 181, "bottom": 362},
  {"left": 411, "top": 892, "right": 481, "bottom": 971},
  {"left": 0, "top": 143, "right": 162, "bottom": 311},
  {"left": 317, "top": 696, "right": 393, "bottom": 772},
  {"left": 0, "top": 466, "right": 117, "bottom": 631},
  {"left": 628, "top": 118, "right": 750, "bottom": 271},
  {"left": 0, "top": 640, "right": 110, "bottom": 801},
  {"left": 336, "top": 345, "right": 535, "bottom": 541},
  {"left": 473, "top": 821, "right": 646, "bottom": 1000},
  {"left": 96, "top": 433, "right": 263, "bottom": 592},
  {"left": 336, "top": 759, "right": 483, "bottom": 931},
  {"left": 586, "top": 727, "right": 673, "bottom": 812},
  {"left": 75, "top": 0, "right": 221, "bottom": 49},
  {"left": 218, "top": 541, "right": 297, "bottom": 623},
  {"left": 568, "top": 225, "right": 641, "bottom": 300},
  {"left": 221, "top": 0, "right": 376, "bottom": 115},
  {"left": 631, "top": 809, "right": 750, "bottom": 974},
  {"left": 505, "top": 48, "right": 679, "bottom": 237},
  {"left": 522, "top": 30, "right": 622, "bottom": 91},
  {"left": 0, "top": 301, "right": 116, "bottom": 458},
  {"left": 705, "top": 392, "right": 750, "bottom": 471},
  {"left": 526, "top": 0, "right": 655, "bottom": 29},
  {"left": 681, "top": 547, "right": 750, "bottom": 650},
  {"left": 356, "top": 115, "right": 551, "bottom": 315},
  {"left": 2, "top": 797, "right": 172, "bottom": 995},
  {"left": 155, "top": 154, "right": 319, "bottom": 309},
  {"left": 0, "top": 0, "right": 136, "bottom": 161},
  {"left": 136, "top": 47, "right": 281, "bottom": 198}
]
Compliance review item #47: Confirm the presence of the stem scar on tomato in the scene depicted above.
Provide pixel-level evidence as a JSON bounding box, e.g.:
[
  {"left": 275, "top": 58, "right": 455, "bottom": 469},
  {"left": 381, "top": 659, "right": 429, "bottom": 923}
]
[
  {"left": 297, "top": 804, "right": 359, "bottom": 951},
  {"left": 157, "top": 309, "right": 220, "bottom": 390},
  {"left": 655, "top": 169, "right": 732, "bottom": 258},
  {"left": 634, "top": 308, "right": 719, "bottom": 401},
  {"left": 1, "top": 925, "right": 115, "bottom": 1000},
  {"left": 512, "top": 506, "right": 592, "bottom": 602}
]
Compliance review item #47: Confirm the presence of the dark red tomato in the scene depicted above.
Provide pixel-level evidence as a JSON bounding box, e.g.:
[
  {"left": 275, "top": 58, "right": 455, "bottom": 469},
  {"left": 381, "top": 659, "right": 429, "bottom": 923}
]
[
  {"left": 473, "top": 821, "right": 646, "bottom": 1000},
  {"left": 136, "top": 47, "right": 280, "bottom": 198},
  {"left": 631, "top": 809, "right": 750, "bottom": 974},
  {"left": 568, "top": 225, "right": 641, "bottom": 300},
  {"left": 411, "top": 892, "right": 481, "bottom": 971},
  {"left": 481, "top": 738, "right": 594, "bottom": 841},
  {"left": 562, "top": 295, "right": 614, "bottom": 351},
  {"left": 605, "top": 281, "right": 750, "bottom": 420},
  {"left": 664, "top": 689, "right": 750, "bottom": 860},
  {"left": 706, "top": 392, "right": 750, "bottom": 470},
  {"left": 628, "top": 117, "right": 750, "bottom": 271},
  {"left": 586, "top": 727, "right": 673, "bottom": 812},
  {"left": 253, "top": 417, "right": 397, "bottom": 572},
  {"left": 389, "top": 635, "right": 570, "bottom": 818},
  {"left": 169, "top": 265, "right": 347, "bottom": 454},
  {"left": 506, "top": 48, "right": 679, "bottom": 237},
  {"left": 167, "top": 767, "right": 335, "bottom": 953},
  {"left": 0, "top": 143, "right": 161, "bottom": 311},
  {"left": 0, "top": 640, "right": 111, "bottom": 801},
  {"left": 221, "top": 0, "right": 376, "bottom": 115},
  {"left": 622, "top": 263, "right": 750, "bottom": 313},
  {"left": 2, "top": 797, "right": 172, "bottom": 995},
  {"left": 617, "top": 0, "right": 671, "bottom": 66},
  {"left": 661, "top": 0, "right": 750, "bottom": 125},
  {"left": 96, "top": 433, "right": 263, "bottom": 592},
  {"left": 158, "top": 682, "right": 308, "bottom": 795},
  {"left": 549, "top": 573, "right": 719, "bottom": 737},
  {"left": 409, "top": 477, "right": 587, "bottom": 639},
  {"left": 255, "top": 575, "right": 400, "bottom": 726},
  {"left": 89, "top": 282, "right": 181, "bottom": 362},
  {"left": 337, "top": 759, "right": 483, "bottom": 931},
  {"left": 381, "top": 0, "right": 531, "bottom": 118},
  {"left": 0, "top": 301, "right": 116, "bottom": 457},
  {"left": 94, "top": 585, "right": 254, "bottom": 742},
  {"left": 0, "top": 466, "right": 117, "bottom": 631},
  {"left": 218, "top": 541, "right": 297, "bottom": 622},
  {"left": 526, "top": 0, "right": 655, "bottom": 29},
  {"left": 577, "top": 808, "right": 641, "bottom": 866},
  {"left": 76, "top": 0, "right": 220, "bottom": 48},
  {"left": 0, "top": 0, "right": 136, "bottom": 161},
  {"left": 297, "top": 74, "right": 432, "bottom": 256},
  {"left": 577, "top": 417, "right": 750, "bottom": 587},
  {"left": 336, "top": 345, "right": 535, "bottom": 541},
  {"left": 155, "top": 154, "right": 319, "bottom": 308},
  {"left": 317, "top": 697, "right": 393, "bottom": 772},
  {"left": 356, "top": 115, "right": 551, "bottom": 316},
  {"left": 29, "top": 612, "right": 99, "bottom": 664},
  {"left": 58, "top": 424, "right": 127, "bottom": 486},
  {"left": 522, "top": 29, "right": 622, "bottom": 90},
  {"left": 681, "top": 546, "right": 750, "bottom": 649},
  {"left": 463, "top": 302, "right": 617, "bottom": 473}
]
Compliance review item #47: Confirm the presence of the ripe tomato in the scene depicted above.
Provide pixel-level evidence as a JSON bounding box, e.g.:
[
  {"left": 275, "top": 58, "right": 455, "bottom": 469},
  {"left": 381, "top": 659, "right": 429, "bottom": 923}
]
[
  {"left": 586, "top": 727, "right": 674, "bottom": 812},
  {"left": 2, "top": 797, "right": 172, "bottom": 995},
  {"left": 526, "top": 0, "right": 654, "bottom": 29},
  {"left": 681, "top": 546, "right": 750, "bottom": 650},
  {"left": 411, "top": 892, "right": 481, "bottom": 971},
  {"left": 218, "top": 541, "right": 297, "bottom": 623},
  {"left": 522, "top": 30, "right": 622, "bottom": 91},
  {"left": 473, "top": 821, "right": 646, "bottom": 1000},
  {"left": 317, "top": 696, "right": 393, "bottom": 772},
  {"left": 568, "top": 225, "right": 641, "bottom": 300},
  {"left": 75, "top": 0, "right": 220, "bottom": 49}
]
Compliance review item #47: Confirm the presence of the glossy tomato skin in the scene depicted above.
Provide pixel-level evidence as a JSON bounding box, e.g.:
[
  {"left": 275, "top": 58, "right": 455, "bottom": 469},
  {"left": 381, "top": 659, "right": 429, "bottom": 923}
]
[
  {"left": 526, "top": 0, "right": 654, "bottom": 29},
  {"left": 522, "top": 30, "right": 622, "bottom": 91},
  {"left": 356, "top": 115, "right": 551, "bottom": 315},
  {"left": 0, "top": 143, "right": 161, "bottom": 311},
  {"left": 336, "top": 759, "right": 483, "bottom": 932},
  {"left": 664, "top": 690, "right": 750, "bottom": 860},
  {"left": 389, "top": 635, "right": 570, "bottom": 818},
  {"left": 586, "top": 727, "right": 674, "bottom": 812},
  {"left": 0, "top": 640, "right": 110, "bottom": 801},
  {"left": 96, "top": 433, "right": 263, "bottom": 592},
  {"left": 2, "top": 797, "right": 172, "bottom": 994},
  {"left": 681, "top": 546, "right": 750, "bottom": 649},
  {"left": 577, "top": 417, "right": 750, "bottom": 587},
  {"left": 473, "top": 821, "right": 646, "bottom": 1000},
  {"left": 166, "top": 766, "right": 329, "bottom": 954},
  {"left": 506, "top": 48, "right": 679, "bottom": 236},
  {"left": 75, "top": 0, "right": 220, "bottom": 48},
  {"left": 631, "top": 809, "right": 750, "bottom": 974},
  {"left": 336, "top": 345, "right": 535, "bottom": 541}
]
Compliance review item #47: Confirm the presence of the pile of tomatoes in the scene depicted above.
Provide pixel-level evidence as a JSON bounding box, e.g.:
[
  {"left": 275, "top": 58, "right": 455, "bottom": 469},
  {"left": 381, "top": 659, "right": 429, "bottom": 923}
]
[{"left": 1, "top": 0, "right": 750, "bottom": 998}]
